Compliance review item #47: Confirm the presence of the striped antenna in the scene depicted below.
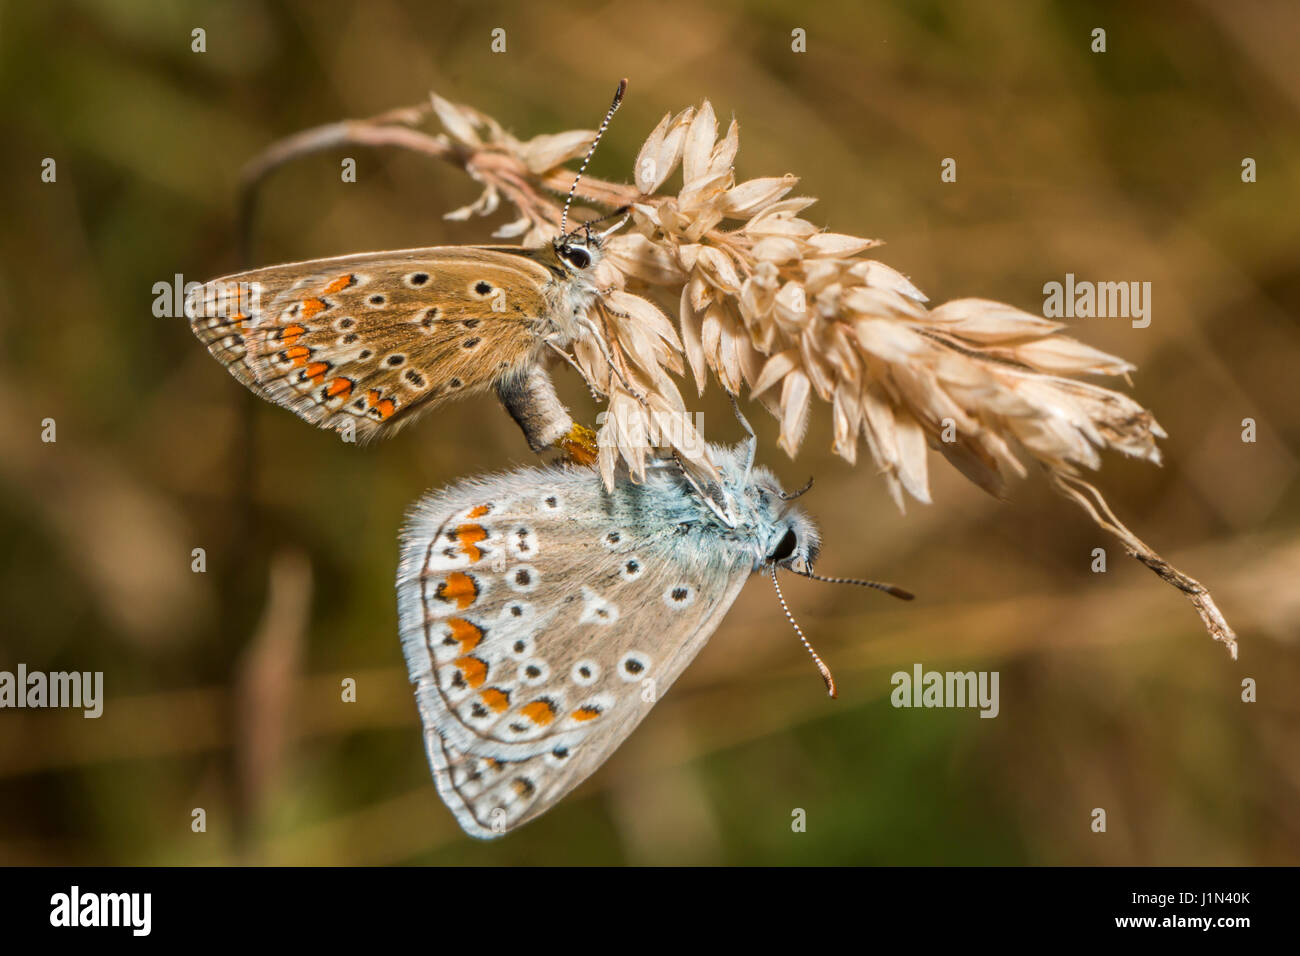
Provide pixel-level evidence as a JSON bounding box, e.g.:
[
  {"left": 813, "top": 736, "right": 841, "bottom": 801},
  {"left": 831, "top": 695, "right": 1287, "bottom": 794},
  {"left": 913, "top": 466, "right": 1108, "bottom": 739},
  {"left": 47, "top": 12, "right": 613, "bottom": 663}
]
[
  {"left": 796, "top": 569, "right": 915, "bottom": 601},
  {"left": 771, "top": 566, "right": 837, "bottom": 698},
  {"left": 560, "top": 78, "right": 628, "bottom": 239}
]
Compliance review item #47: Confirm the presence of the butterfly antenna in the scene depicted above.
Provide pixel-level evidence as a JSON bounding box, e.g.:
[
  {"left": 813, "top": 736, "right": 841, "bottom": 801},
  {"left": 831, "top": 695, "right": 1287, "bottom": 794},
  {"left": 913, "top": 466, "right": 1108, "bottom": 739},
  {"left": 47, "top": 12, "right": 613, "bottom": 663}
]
[
  {"left": 560, "top": 78, "right": 628, "bottom": 239},
  {"left": 770, "top": 566, "right": 837, "bottom": 698},
  {"left": 779, "top": 477, "right": 814, "bottom": 501},
  {"left": 581, "top": 205, "right": 632, "bottom": 230},
  {"left": 596, "top": 206, "right": 633, "bottom": 241},
  {"left": 796, "top": 569, "right": 915, "bottom": 601}
]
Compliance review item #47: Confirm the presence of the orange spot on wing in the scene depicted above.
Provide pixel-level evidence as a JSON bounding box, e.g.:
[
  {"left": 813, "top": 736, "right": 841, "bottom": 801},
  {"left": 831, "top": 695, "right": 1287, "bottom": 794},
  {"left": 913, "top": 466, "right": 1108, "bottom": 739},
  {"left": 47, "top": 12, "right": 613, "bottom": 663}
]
[
  {"left": 305, "top": 361, "right": 330, "bottom": 383},
  {"left": 571, "top": 706, "right": 602, "bottom": 722},
  {"left": 454, "top": 656, "right": 487, "bottom": 688},
  {"left": 456, "top": 524, "right": 487, "bottom": 562},
  {"left": 436, "top": 572, "right": 478, "bottom": 609},
  {"left": 281, "top": 324, "right": 305, "bottom": 346},
  {"left": 284, "top": 345, "right": 310, "bottom": 366},
  {"left": 468, "top": 505, "right": 490, "bottom": 519},
  {"left": 376, "top": 398, "right": 396, "bottom": 420},
  {"left": 300, "top": 298, "right": 327, "bottom": 320},
  {"left": 480, "top": 687, "right": 510, "bottom": 713},
  {"left": 325, "top": 377, "right": 353, "bottom": 399},
  {"left": 323, "top": 274, "right": 355, "bottom": 295},
  {"left": 520, "top": 700, "right": 555, "bottom": 725},
  {"left": 366, "top": 389, "right": 381, "bottom": 408},
  {"left": 447, "top": 618, "right": 483, "bottom": 652}
]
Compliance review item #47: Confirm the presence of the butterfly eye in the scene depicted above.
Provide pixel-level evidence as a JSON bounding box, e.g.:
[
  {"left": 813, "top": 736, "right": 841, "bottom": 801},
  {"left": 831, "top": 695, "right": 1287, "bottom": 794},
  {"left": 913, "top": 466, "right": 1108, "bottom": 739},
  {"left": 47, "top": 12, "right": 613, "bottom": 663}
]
[
  {"left": 769, "top": 527, "right": 799, "bottom": 564},
  {"left": 561, "top": 245, "right": 592, "bottom": 270}
]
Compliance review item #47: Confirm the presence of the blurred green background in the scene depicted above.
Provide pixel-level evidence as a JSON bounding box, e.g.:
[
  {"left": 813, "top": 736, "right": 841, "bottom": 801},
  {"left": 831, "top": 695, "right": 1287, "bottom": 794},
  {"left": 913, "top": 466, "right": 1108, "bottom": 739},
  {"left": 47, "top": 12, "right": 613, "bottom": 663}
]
[{"left": 1, "top": 0, "right": 1297, "bottom": 865}]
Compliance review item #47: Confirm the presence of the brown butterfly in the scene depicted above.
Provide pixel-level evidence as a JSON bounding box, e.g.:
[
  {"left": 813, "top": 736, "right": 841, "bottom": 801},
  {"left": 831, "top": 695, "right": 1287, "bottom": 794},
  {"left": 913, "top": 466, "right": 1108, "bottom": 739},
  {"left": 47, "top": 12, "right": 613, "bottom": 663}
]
[{"left": 186, "top": 82, "right": 630, "bottom": 463}]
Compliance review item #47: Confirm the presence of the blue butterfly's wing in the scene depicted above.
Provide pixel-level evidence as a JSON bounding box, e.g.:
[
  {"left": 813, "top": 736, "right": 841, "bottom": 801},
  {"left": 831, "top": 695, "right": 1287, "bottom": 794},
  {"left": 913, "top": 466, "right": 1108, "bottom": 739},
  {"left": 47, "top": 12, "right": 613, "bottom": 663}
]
[{"left": 396, "top": 463, "right": 752, "bottom": 838}]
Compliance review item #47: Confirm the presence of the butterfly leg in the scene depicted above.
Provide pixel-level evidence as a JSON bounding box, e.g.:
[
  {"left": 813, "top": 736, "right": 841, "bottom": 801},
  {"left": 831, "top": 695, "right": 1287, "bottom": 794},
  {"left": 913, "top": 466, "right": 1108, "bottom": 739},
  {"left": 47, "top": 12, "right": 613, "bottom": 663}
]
[{"left": 496, "top": 366, "right": 598, "bottom": 465}]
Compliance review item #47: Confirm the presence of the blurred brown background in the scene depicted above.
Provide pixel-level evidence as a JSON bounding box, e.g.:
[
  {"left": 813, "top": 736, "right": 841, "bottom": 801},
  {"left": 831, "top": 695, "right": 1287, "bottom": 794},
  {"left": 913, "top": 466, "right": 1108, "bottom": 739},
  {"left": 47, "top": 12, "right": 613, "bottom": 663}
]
[{"left": 0, "top": 0, "right": 1297, "bottom": 865}]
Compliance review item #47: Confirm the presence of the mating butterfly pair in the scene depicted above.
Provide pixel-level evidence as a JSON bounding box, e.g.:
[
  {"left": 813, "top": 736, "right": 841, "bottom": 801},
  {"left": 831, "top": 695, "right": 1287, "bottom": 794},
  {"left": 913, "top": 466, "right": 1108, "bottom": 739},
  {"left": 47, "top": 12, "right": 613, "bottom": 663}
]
[{"left": 187, "top": 82, "right": 909, "bottom": 838}]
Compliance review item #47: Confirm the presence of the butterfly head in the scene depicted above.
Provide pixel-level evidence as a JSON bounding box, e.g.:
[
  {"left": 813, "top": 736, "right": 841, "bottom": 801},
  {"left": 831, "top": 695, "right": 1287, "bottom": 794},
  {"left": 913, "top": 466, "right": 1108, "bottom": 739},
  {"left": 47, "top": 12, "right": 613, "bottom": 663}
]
[
  {"left": 552, "top": 230, "right": 602, "bottom": 275},
  {"left": 552, "top": 205, "right": 631, "bottom": 275},
  {"left": 708, "top": 444, "right": 822, "bottom": 574},
  {"left": 763, "top": 510, "right": 820, "bottom": 576}
]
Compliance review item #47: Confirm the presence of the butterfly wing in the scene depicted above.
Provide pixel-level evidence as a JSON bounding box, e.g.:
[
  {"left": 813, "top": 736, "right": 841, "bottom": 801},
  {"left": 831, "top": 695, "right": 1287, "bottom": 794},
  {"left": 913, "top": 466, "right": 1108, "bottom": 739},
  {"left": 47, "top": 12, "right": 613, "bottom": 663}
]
[
  {"left": 396, "top": 464, "right": 753, "bottom": 838},
  {"left": 188, "top": 247, "right": 559, "bottom": 441}
]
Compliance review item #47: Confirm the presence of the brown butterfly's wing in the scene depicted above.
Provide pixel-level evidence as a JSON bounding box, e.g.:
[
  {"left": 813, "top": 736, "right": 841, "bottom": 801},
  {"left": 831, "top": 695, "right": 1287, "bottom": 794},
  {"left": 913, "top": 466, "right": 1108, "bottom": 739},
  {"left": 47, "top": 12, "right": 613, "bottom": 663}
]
[{"left": 188, "top": 247, "right": 561, "bottom": 441}]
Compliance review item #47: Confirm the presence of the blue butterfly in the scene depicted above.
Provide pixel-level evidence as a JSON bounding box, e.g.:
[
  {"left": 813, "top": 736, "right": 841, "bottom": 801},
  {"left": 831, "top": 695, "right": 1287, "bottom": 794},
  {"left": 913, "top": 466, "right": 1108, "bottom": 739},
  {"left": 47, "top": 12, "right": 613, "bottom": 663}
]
[{"left": 396, "top": 423, "right": 910, "bottom": 838}]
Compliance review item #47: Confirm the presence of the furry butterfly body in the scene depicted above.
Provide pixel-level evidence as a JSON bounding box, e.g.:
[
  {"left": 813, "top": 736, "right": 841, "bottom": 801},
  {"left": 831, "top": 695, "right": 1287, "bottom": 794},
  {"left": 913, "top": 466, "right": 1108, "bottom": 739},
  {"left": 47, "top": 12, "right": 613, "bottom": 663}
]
[
  {"left": 187, "top": 241, "right": 604, "bottom": 455},
  {"left": 396, "top": 442, "right": 820, "bottom": 838}
]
